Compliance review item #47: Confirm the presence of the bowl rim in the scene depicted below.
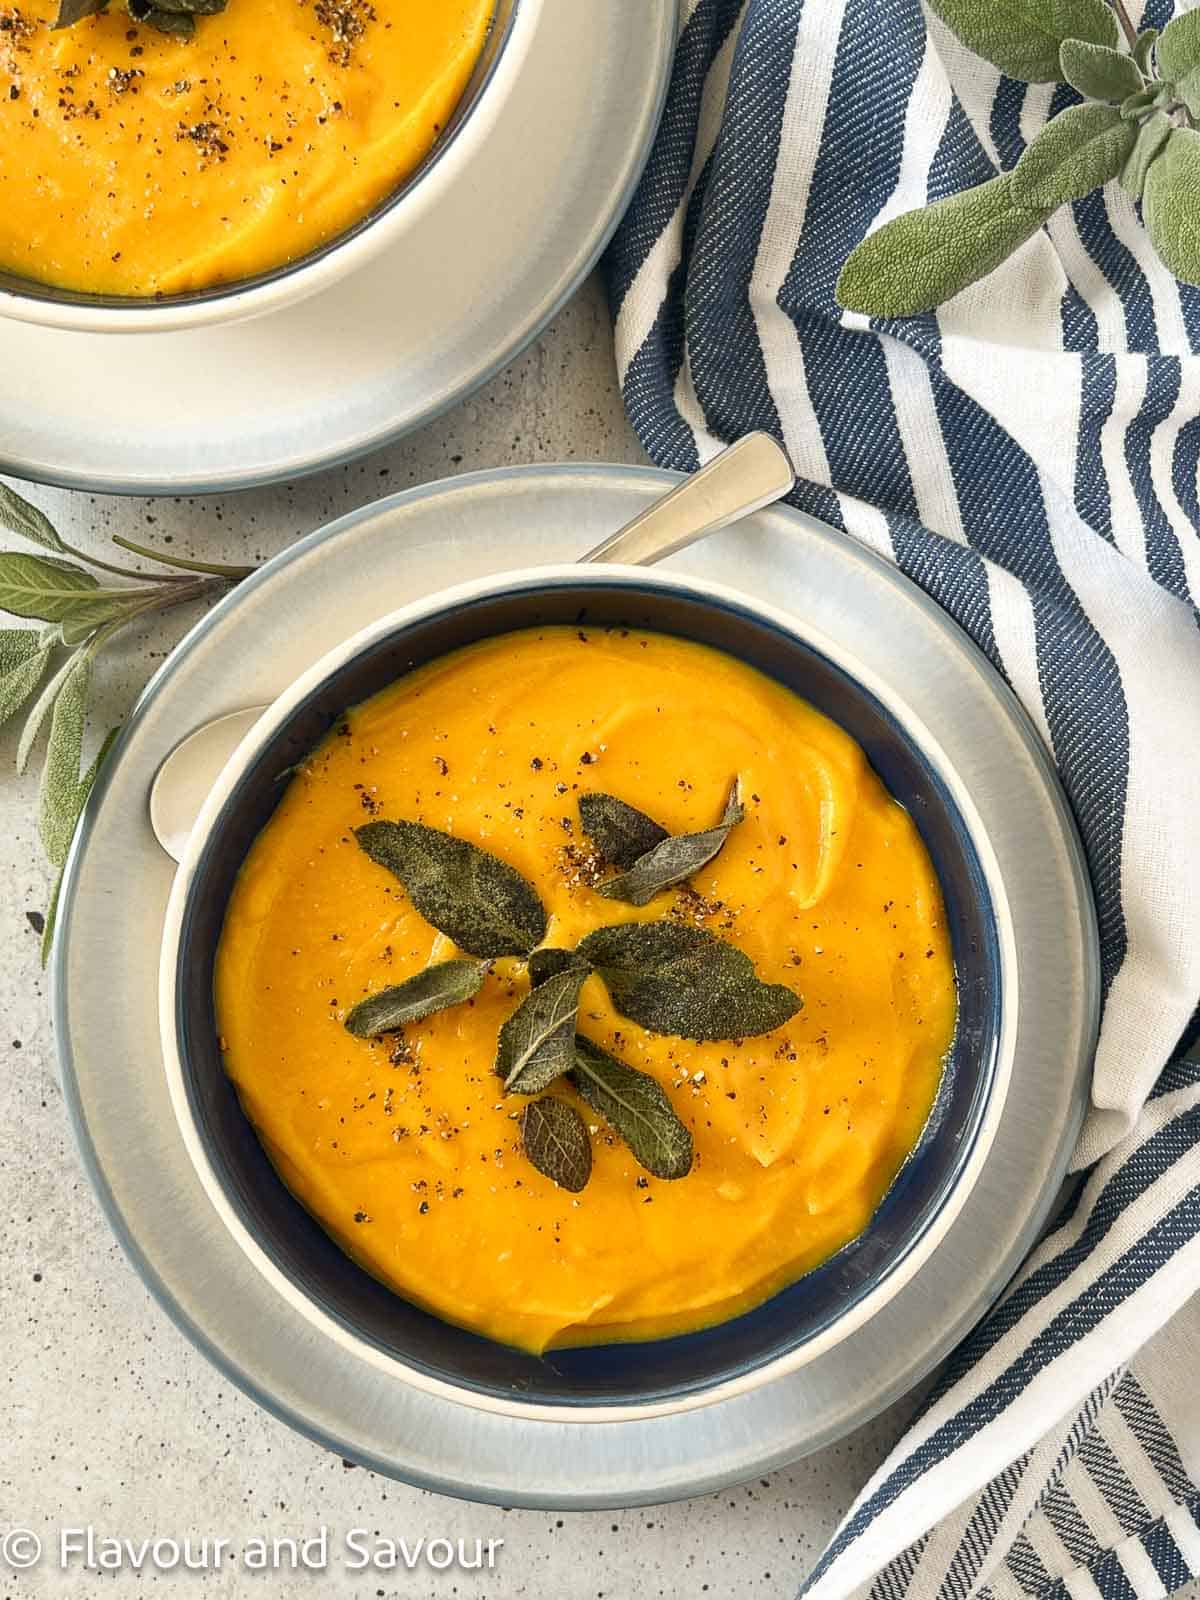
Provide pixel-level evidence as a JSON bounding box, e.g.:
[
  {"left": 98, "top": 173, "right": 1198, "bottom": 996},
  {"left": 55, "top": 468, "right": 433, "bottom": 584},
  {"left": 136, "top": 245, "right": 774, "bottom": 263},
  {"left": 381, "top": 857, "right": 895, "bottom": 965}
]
[
  {"left": 156, "top": 559, "right": 1019, "bottom": 1425},
  {"left": 0, "top": 0, "right": 527, "bottom": 334}
]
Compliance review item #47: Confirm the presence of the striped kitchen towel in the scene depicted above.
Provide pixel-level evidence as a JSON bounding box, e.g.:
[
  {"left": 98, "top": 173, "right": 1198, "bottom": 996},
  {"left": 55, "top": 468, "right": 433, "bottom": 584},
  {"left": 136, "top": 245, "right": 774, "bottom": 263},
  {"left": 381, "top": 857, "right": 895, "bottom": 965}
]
[{"left": 604, "top": 1, "right": 1200, "bottom": 1596}]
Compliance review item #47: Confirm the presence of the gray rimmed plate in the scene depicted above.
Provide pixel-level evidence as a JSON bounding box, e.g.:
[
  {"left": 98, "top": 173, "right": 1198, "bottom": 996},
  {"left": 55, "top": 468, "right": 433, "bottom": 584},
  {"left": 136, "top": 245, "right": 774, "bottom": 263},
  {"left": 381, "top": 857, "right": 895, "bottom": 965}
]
[
  {"left": 0, "top": 0, "right": 674, "bottom": 493},
  {"left": 53, "top": 465, "right": 1099, "bottom": 1507}
]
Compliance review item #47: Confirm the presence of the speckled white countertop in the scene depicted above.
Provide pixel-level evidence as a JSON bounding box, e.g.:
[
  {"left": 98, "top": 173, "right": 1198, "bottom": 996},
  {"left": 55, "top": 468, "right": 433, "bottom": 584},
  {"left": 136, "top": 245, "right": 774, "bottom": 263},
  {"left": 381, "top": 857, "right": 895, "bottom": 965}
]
[{"left": 1, "top": 276, "right": 1136, "bottom": 1600}]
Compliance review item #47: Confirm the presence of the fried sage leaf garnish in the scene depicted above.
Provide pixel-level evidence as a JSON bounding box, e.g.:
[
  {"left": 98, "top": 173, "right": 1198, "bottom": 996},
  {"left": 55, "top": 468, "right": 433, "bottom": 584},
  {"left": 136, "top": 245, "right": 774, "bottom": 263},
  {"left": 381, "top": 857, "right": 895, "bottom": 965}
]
[
  {"left": 571, "top": 1037, "right": 693, "bottom": 1180},
  {"left": 597, "top": 777, "right": 744, "bottom": 906},
  {"left": 498, "top": 967, "right": 589, "bottom": 1094},
  {"left": 355, "top": 820, "right": 546, "bottom": 958},
  {"left": 577, "top": 920, "right": 800, "bottom": 1041},
  {"left": 55, "top": 0, "right": 229, "bottom": 33},
  {"left": 578, "top": 791, "right": 668, "bottom": 868},
  {"left": 527, "top": 946, "right": 590, "bottom": 987},
  {"left": 344, "top": 959, "right": 486, "bottom": 1039},
  {"left": 131, "top": 5, "right": 196, "bottom": 36},
  {"left": 53, "top": 0, "right": 106, "bottom": 24},
  {"left": 146, "top": 0, "right": 228, "bottom": 15},
  {"left": 521, "top": 1096, "right": 592, "bottom": 1193}
]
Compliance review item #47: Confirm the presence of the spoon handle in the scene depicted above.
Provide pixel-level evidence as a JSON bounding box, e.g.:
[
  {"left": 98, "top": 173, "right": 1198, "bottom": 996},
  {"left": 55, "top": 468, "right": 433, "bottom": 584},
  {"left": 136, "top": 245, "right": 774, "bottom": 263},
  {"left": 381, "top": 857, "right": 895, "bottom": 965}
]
[{"left": 578, "top": 432, "right": 795, "bottom": 567}]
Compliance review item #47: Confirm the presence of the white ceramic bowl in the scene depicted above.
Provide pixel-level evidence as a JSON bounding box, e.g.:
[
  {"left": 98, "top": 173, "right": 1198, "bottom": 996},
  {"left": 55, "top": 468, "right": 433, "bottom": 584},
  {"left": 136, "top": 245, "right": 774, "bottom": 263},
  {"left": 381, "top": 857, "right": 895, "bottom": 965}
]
[
  {"left": 157, "top": 562, "right": 1015, "bottom": 1423},
  {"left": 0, "top": 0, "right": 520, "bottom": 334}
]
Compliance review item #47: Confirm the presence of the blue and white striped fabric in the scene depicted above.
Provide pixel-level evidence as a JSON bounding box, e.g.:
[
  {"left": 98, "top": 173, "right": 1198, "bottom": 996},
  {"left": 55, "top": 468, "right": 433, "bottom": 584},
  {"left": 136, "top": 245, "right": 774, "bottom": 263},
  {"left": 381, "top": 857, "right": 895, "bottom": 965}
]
[{"left": 604, "top": 2, "right": 1200, "bottom": 1595}]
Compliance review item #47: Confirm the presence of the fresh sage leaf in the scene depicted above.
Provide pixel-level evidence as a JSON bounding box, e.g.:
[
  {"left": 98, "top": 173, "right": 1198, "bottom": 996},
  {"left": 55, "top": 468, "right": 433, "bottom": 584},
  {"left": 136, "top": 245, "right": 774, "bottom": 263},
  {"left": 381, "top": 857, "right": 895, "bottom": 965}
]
[
  {"left": 521, "top": 1096, "right": 592, "bottom": 1193},
  {"left": 1133, "top": 27, "right": 1159, "bottom": 76},
  {"left": 0, "top": 553, "right": 151, "bottom": 634},
  {"left": 62, "top": 590, "right": 159, "bottom": 636},
  {"left": 57, "top": 614, "right": 108, "bottom": 648},
  {"left": 1157, "top": 7, "right": 1200, "bottom": 82},
  {"left": 1171, "top": 65, "right": 1200, "bottom": 120},
  {"left": 1011, "top": 103, "right": 1136, "bottom": 210},
  {"left": 1121, "top": 82, "right": 1170, "bottom": 119},
  {"left": 571, "top": 1037, "right": 693, "bottom": 1180},
  {"left": 1144, "top": 128, "right": 1200, "bottom": 288},
  {"left": 38, "top": 652, "right": 93, "bottom": 867},
  {"left": 924, "top": 0, "right": 1119, "bottom": 83},
  {"left": 0, "top": 629, "right": 53, "bottom": 730},
  {"left": 16, "top": 648, "right": 79, "bottom": 776},
  {"left": 1058, "top": 39, "right": 1144, "bottom": 103},
  {"left": 598, "top": 777, "right": 744, "bottom": 907},
  {"left": 578, "top": 791, "right": 668, "bottom": 869},
  {"left": 344, "top": 959, "right": 486, "bottom": 1038},
  {"left": 577, "top": 921, "right": 801, "bottom": 1041},
  {"left": 499, "top": 967, "right": 589, "bottom": 1094},
  {"left": 528, "top": 946, "right": 590, "bottom": 987},
  {"left": 836, "top": 175, "right": 1050, "bottom": 318},
  {"left": 1157, "top": 11, "right": 1200, "bottom": 118},
  {"left": 0, "top": 553, "right": 98, "bottom": 625},
  {"left": 0, "top": 485, "right": 68, "bottom": 555},
  {"left": 355, "top": 820, "right": 547, "bottom": 958},
  {"left": 37, "top": 724, "right": 118, "bottom": 965},
  {"left": 1122, "top": 110, "right": 1172, "bottom": 198},
  {"left": 41, "top": 866, "right": 63, "bottom": 967},
  {"left": 77, "top": 724, "right": 119, "bottom": 808}
]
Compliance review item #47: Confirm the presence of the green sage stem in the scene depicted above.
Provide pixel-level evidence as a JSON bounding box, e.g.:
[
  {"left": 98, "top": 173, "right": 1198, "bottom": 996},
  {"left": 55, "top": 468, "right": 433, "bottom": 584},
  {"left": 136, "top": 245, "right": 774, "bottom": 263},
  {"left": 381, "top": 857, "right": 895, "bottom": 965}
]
[
  {"left": 110, "top": 534, "right": 257, "bottom": 580},
  {"left": 59, "top": 542, "right": 189, "bottom": 586}
]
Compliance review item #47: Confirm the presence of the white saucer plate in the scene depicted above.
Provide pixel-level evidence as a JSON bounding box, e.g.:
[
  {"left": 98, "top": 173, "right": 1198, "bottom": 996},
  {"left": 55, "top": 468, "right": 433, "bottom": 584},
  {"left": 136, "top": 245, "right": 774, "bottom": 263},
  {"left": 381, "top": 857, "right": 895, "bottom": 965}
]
[
  {"left": 0, "top": 1, "right": 674, "bottom": 494},
  {"left": 53, "top": 466, "right": 1098, "bottom": 1507}
]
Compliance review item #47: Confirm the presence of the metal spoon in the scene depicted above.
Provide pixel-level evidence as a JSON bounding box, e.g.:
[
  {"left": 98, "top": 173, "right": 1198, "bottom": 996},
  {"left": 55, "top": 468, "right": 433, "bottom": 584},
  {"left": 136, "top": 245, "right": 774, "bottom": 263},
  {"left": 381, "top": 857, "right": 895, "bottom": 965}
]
[{"left": 148, "top": 432, "right": 795, "bottom": 861}]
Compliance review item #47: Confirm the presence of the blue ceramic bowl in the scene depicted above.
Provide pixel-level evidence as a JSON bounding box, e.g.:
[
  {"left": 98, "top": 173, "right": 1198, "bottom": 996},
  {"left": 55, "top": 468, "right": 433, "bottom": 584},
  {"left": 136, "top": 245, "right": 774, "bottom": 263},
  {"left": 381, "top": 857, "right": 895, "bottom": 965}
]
[{"left": 160, "top": 567, "right": 1002, "bottom": 1419}]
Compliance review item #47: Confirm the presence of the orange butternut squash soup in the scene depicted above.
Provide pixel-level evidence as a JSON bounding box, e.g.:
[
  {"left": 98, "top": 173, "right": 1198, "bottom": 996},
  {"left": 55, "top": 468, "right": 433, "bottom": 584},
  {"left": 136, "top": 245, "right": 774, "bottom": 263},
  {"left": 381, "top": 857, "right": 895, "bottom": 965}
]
[
  {"left": 214, "top": 628, "right": 957, "bottom": 1354},
  {"left": 0, "top": 0, "right": 493, "bottom": 295}
]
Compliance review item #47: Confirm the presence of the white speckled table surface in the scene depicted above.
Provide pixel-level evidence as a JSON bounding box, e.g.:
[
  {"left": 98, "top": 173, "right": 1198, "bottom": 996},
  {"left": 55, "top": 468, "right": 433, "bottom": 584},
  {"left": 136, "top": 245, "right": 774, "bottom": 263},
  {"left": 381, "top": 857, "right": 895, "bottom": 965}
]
[{"left": 5, "top": 276, "right": 1177, "bottom": 1600}]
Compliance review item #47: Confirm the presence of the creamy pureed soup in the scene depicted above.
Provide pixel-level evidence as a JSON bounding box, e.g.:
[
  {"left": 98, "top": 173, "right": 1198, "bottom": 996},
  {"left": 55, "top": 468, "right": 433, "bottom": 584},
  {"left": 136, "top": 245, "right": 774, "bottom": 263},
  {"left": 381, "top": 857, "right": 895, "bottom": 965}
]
[
  {"left": 214, "top": 627, "right": 957, "bottom": 1354},
  {"left": 0, "top": 0, "right": 492, "bottom": 295}
]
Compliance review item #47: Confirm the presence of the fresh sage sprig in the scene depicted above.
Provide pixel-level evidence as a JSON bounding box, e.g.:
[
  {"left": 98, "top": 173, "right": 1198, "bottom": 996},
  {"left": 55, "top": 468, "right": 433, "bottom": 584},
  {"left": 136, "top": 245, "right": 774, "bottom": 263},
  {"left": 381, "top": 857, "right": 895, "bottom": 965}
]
[
  {"left": 0, "top": 483, "right": 255, "bottom": 963},
  {"left": 54, "top": 0, "right": 230, "bottom": 41},
  {"left": 837, "top": 0, "right": 1200, "bottom": 315},
  {"left": 347, "top": 800, "right": 801, "bottom": 1191}
]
